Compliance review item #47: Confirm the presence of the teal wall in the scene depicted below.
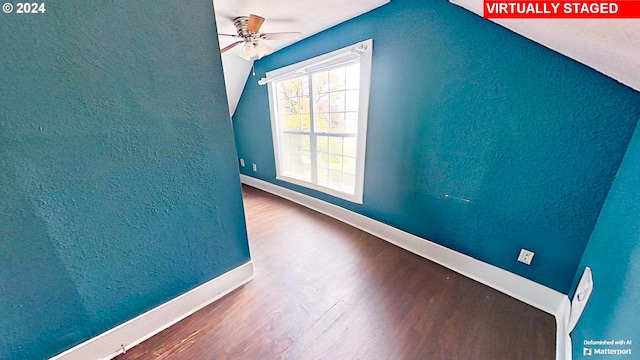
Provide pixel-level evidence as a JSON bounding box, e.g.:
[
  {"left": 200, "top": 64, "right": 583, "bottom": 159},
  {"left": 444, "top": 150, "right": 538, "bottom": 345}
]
[
  {"left": 570, "top": 120, "right": 640, "bottom": 358},
  {"left": 232, "top": 0, "right": 640, "bottom": 293},
  {"left": 0, "top": 1, "right": 250, "bottom": 359}
]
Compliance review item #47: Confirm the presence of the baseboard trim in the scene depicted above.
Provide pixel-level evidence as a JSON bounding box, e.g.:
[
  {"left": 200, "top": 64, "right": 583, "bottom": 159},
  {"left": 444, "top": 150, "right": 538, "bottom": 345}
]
[
  {"left": 556, "top": 297, "right": 573, "bottom": 360},
  {"left": 241, "top": 174, "right": 571, "bottom": 360},
  {"left": 49, "top": 261, "right": 254, "bottom": 360}
]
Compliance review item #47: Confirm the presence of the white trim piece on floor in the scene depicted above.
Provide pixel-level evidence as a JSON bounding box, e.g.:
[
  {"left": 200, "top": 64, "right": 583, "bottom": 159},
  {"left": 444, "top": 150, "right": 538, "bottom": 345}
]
[
  {"left": 240, "top": 174, "right": 572, "bottom": 360},
  {"left": 49, "top": 261, "right": 254, "bottom": 360}
]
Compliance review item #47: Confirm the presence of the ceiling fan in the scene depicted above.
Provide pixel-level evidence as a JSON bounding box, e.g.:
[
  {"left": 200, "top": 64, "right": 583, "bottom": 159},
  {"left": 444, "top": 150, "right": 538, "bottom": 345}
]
[{"left": 219, "top": 14, "right": 302, "bottom": 61}]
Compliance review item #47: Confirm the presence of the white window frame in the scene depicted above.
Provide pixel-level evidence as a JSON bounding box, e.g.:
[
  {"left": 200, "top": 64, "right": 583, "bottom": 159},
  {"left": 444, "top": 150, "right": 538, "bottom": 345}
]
[{"left": 263, "top": 39, "right": 373, "bottom": 204}]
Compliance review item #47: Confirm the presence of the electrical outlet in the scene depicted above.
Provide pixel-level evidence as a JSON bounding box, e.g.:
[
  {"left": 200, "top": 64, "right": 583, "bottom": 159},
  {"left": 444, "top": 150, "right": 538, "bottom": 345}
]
[
  {"left": 518, "top": 249, "right": 535, "bottom": 265},
  {"left": 252, "top": 163, "right": 257, "bottom": 172},
  {"left": 239, "top": 159, "right": 245, "bottom": 167}
]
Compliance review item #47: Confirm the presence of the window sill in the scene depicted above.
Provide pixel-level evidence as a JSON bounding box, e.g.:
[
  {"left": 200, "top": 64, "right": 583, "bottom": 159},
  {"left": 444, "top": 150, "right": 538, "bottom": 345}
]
[{"left": 276, "top": 175, "right": 363, "bottom": 204}]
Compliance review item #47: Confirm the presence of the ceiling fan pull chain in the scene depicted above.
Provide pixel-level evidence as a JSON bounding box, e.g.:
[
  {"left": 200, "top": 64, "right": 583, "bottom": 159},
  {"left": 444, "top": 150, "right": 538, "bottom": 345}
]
[{"left": 252, "top": 63, "right": 256, "bottom": 77}]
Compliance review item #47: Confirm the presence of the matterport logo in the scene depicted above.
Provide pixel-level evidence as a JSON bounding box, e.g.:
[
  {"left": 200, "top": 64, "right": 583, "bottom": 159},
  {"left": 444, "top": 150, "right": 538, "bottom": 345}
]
[
  {"left": 583, "top": 348, "right": 632, "bottom": 356},
  {"left": 583, "top": 339, "right": 633, "bottom": 356}
]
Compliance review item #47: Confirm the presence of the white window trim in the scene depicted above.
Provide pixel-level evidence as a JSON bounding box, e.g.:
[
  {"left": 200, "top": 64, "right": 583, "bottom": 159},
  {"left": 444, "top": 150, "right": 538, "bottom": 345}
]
[{"left": 264, "top": 39, "right": 373, "bottom": 204}]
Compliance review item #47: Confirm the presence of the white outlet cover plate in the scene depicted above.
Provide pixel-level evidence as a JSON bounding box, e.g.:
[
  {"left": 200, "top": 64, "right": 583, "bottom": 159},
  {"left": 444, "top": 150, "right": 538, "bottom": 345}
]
[{"left": 518, "top": 249, "right": 535, "bottom": 265}]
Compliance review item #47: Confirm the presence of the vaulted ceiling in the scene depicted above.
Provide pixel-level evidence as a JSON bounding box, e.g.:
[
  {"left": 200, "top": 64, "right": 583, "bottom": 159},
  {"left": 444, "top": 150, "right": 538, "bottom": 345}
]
[
  {"left": 451, "top": 0, "right": 640, "bottom": 94},
  {"left": 214, "top": 0, "right": 640, "bottom": 116},
  {"left": 213, "top": 0, "right": 390, "bottom": 115}
]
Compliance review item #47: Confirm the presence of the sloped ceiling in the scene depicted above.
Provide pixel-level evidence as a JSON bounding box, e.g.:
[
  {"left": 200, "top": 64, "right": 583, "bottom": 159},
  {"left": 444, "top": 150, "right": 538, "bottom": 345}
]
[
  {"left": 451, "top": 0, "right": 640, "bottom": 93},
  {"left": 213, "top": 0, "right": 390, "bottom": 116}
]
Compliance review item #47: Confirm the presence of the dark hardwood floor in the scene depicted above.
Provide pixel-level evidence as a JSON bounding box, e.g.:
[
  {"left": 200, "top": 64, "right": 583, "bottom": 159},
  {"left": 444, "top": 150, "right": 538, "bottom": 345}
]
[{"left": 117, "top": 185, "right": 556, "bottom": 360}]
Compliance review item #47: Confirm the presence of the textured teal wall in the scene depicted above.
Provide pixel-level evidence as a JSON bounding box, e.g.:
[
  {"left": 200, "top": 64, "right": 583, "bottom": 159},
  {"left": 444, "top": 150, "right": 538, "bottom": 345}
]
[
  {"left": 569, "top": 121, "right": 640, "bottom": 358},
  {"left": 0, "top": 1, "right": 250, "bottom": 359},
  {"left": 232, "top": 0, "right": 640, "bottom": 293}
]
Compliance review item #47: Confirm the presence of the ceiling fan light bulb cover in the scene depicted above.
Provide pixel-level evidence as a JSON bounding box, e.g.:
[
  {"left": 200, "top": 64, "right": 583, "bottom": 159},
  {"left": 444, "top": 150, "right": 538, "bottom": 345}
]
[{"left": 240, "top": 43, "right": 257, "bottom": 61}]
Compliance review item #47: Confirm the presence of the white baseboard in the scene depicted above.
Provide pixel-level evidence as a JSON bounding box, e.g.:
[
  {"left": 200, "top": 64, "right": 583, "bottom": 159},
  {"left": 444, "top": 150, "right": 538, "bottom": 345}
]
[
  {"left": 50, "top": 261, "right": 254, "bottom": 360},
  {"left": 556, "top": 297, "right": 572, "bottom": 360},
  {"left": 240, "top": 174, "right": 571, "bottom": 360}
]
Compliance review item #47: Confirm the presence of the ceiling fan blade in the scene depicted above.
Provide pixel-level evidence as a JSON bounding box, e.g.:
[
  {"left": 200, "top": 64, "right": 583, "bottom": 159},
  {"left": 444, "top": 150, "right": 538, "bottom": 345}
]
[
  {"left": 219, "top": 33, "right": 241, "bottom": 38},
  {"left": 221, "top": 41, "right": 244, "bottom": 54},
  {"left": 246, "top": 14, "right": 265, "bottom": 33},
  {"left": 260, "top": 32, "right": 302, "bottom": 41}
]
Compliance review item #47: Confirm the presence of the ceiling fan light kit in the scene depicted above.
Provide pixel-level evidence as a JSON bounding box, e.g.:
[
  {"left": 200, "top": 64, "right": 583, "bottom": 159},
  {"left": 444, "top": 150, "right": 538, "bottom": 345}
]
[
  {"left": 219, "top": 14, "right": 302, "bottom": 61},
  {"left": 239, "top": 41, "right": 272, "bottom": 61}
]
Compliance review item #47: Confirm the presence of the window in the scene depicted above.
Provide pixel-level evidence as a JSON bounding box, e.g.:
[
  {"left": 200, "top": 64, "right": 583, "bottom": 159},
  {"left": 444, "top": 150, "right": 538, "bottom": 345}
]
[{"left": 263, "top": 40, "right": 373, "bottom": 203}]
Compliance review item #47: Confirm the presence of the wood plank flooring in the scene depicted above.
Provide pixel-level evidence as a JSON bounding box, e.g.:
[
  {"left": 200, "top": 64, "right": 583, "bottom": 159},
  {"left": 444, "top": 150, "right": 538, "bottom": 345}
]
[{"left": 117, "top": 185, "right": 556, "bottom": 360}]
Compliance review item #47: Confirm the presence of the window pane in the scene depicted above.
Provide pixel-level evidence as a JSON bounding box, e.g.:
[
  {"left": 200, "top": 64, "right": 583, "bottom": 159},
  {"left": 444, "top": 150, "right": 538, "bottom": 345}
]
[
  {"left": 330, "top": 92, "right": 345, "bottom": 112},
  {"left": 313, "top": 71, "right": 330, "bottom": 93},
  {"left": 329, "top": 68, "right": 346, "bottom": 91},
  {"left": 329, "top": 112, "right": 345, "bottom": 133},
  {"left": 279, "top": 96, "right": 291, "bottom": 112},
  {"left": 280, "top": 77, "right": 302, "bottom": 97},
  {"left": 343, "top": 137, "right": 356, "bottom": 156},
  {"left": 301, "top": 96, "right": 310, "bottom": 114},
  {"left": 345, "top": 64, "right": 360, "bottom": 89},
  {"left": 281, "top": 135, "right": 291, "bottom": 170},
  {"left": 282, "top": 133, "right": 311, "bottom": 182},
  {"left": 301, "top": 135, "right": 310, "bottom": 150},
  {"left": 291, "top": 134, "right": 301, "bottom": 148},
  {"left": 329, "top": 154, "right": 342, "bottom": 170},
  {"left": 290, "top": 97, "right": 301, "bottom": 113},
  {"left": 314, "top": 93, "right": 329, "bottom": 113},
  {"left": 329, "top": 169, "right": 342, "bottom": 185},
  {"left": 343, "top": 157, "right": 356, "bottom": 175},
  {"left": 328, "top": 137, "right": 343, "bottom": 155},
  {"left": 277, "top": 81, "right": 289, "bottom": 98},
  {"left": 318, "top": 167, "right": 328, "bottom": 182},
  {"left": 317, "top": 136, "right": 328, "bottom": 153},
  {"left": 280, "top": 134, "right": 292, "bottom": 172},
  {"left": 290, "top": 79, "right": 301, "bottom": 97},
  {"left": 345, "top": 90, "right": 359, "bottom": 112},
  {"left": 277, "top": 76, "right": 311, "bottom": 132},
  {"left": 301, "top": 113, "right": 311, "bottom": 132},
  {"left": 301, "top": 77, "right": 310, "bottom": 96},
  {"left": 290, "top": 147, "right": 301, "bottom": 163},
  {"left": 318, "top": 152, "right": 328, "bottom": 167},
  {"left": 283, "top": 114, "right": 300, "bottom": 131},
  {"left": 316, "top": 113, "right": 329, "bottom": 132}
]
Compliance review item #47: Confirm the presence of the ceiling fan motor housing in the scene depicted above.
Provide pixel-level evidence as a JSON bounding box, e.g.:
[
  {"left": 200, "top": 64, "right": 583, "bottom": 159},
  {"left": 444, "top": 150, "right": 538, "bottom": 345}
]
[{"left": 233, "top": 16, "right": 253, "bottom": 38}]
